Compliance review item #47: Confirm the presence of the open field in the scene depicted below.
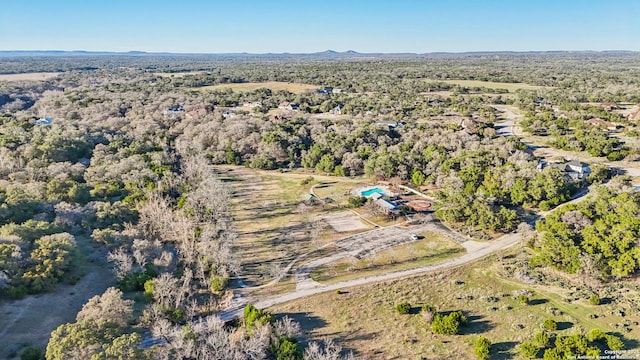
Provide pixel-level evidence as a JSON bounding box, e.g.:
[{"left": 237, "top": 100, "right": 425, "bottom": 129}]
[
  {"left": 195, "top": 81, "right": 321, "bottom": 93},
  {"left": 273, "top": 249, "right": 640, "bottom": 359},
  {"left": 0, "top": 72, "right": 61, "bottom": 81},
  {"left": 311, "top": 231, "right": 464, "bottom": 284},
  {"left": 153, "top": 71, "right": 203, "bottom": 77},
  {"left": 425, "top": 79, "right": 547, "bottom": 92},
  {"left": 215, "top": 166, "right": 363, "bottom": 288}
]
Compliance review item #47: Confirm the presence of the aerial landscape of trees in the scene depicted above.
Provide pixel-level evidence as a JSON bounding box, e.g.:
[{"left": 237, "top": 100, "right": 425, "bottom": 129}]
[{"left": 1, "top": 51, "right": 640, "bottom": 358}]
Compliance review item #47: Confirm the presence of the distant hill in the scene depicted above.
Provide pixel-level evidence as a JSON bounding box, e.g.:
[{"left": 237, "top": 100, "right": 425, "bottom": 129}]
[{"left": 0, "top": 49, "right": 637, "bottom": 60}]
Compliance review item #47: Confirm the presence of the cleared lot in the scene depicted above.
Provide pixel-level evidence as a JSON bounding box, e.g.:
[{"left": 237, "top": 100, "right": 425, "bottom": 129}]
[{"left": 323, "top": 211, "right": 370, "bottom": 232}]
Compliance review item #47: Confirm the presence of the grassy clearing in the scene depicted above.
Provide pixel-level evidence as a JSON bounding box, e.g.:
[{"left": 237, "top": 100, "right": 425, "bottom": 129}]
[
  {"left": 425, "top": 79, "right": 546, "bottom": 92},
  {"left": 0, "top": 72, "right": 61, "bottom": 81},
  {"left": 216, "top": 166, "right": 362, "bottom": 288},
  {"left": 273, "top": 249, "right": 640, "bottom": 359},
  {"left": 153, "top": 71, "right": 203, "bottom": 78},
  {"left": 310, "top": 232, "right": 465, "bottom": 284},
  {"left": 194, "top": 81, "right": 321, "bottom": 94},
  {"left": 312, "top": 181, "right": 356, "bottom": 207}
]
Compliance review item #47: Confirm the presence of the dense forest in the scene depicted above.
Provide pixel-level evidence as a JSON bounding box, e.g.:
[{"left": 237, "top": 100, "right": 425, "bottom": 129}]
[{"left": 1, "top": 52, "right": 640, "bottom": 358}]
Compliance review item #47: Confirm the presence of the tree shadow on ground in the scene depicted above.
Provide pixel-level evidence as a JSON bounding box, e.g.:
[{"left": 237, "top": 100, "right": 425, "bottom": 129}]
[
  {"left": 491, "top": 341, "right": 518, "bottom": 360},
  {"left": 600, "top": 297, "right": 613, "bottom": 305},
  {"left": 529, "top": 298, "right": 549, "bottom": 305},
  {"left": 556, "top": 321, "right": 573, "bottom": 330},
  {"left": 461, "top": 314, "right": 495, "bottom": 335},
  {"left": 611, "top": 331, "right": 639, "bottom": 350}
]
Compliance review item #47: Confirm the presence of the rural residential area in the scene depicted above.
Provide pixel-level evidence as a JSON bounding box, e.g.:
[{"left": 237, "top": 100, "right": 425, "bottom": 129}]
[{"left": 2, "top": 1, "right": 640, "bottom": 360}]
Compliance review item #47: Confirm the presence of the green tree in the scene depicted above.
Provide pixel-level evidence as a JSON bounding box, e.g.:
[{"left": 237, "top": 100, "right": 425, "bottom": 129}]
[
  {"left": 534, "top": 330, "right": 550, "bottom": 348},
  {"left": 431, "top": 311, "right": 467, "bottom": 335},
  {"left": 520, "top": 341, "right": 538, "bottom": 359},
  {"left": 411, "top": 169, "right": 426, "bottom": 187},
  {"left": 474, "top": 337, "right": 491, "bottom": 360},
  {"left": 543, "top": 318, "right": 557, "bottom": 331},
  {"left": 396, "top": 302, "right": 411, "bottom": 314},
  {"left": 270, "top": 336, "right": 302, "bottom": 360}
]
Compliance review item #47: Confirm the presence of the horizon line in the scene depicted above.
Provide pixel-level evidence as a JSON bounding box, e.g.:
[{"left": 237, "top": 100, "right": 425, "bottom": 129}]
[{"left": 1, "top": 49, "right": 639, "bottom": 55}]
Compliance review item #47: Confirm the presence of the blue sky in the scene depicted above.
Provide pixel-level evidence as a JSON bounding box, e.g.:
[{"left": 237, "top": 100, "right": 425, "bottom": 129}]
[{"left": 1, "top": 0, "right": 638, "bottom": 53}]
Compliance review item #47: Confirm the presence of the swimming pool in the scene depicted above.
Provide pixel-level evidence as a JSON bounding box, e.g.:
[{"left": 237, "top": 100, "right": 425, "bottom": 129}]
[{"left": 361, "top": 187, "right": 388, "bottom": 197}]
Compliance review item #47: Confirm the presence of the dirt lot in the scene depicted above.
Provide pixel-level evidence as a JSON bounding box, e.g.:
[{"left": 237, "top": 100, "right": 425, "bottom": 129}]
[
  {"left": 323, "top": 211, "right": 370, "bottom": 232},
  {"left": 0, "top": 72, "right": 61, "bottom": 82}
]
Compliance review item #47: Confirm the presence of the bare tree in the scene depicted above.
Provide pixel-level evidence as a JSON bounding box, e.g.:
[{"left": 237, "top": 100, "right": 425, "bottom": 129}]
[
  {"left": 76, "top": 287, "right": 133, "bottom": 327},
  {"left": 304, "top": 339, "right": 356, "bottom": 360},
  {"left": 107, "top": 247, "right": 134, "bottom": 279}
]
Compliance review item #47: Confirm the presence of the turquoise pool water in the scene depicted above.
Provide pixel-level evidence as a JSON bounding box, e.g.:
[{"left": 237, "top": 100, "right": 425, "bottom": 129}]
[{"left": 361, "top": 187, "right": 387, "bottom": 197}]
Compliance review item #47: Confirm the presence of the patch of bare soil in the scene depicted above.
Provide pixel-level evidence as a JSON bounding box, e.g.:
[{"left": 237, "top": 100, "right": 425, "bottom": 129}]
[{"left": 323, "top": 211, "right": 369, "bottom": 232}]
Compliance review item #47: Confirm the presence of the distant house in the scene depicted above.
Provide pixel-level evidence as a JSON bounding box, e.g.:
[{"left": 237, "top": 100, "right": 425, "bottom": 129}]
[
  {"left": 586, "top": 118, "right": 621, "bottom": 132},
  {"left": 551, "top": 160, "right": 591, "bottom": 180},
  {"left": 329, "top": 104, "right": 343, "bottom": 115},
  {"left": 278, "top": 101, "right": 300, "bottom": 111},
  {"left": 166, "top": 105, "right": 185, "bottom": 113},
  {"left": 222, "top": 108, "right": 237, "bottom": 119},
  {"left": 375, "top": 121, "right": 404, "bottom": 130},
  {"left": 35, "top": 117, "right": 52, "bottom": 125},
  {"left": 459, "top": 118, "right": 480, "bottom": 134},
  {"left": 599, "top": 103, "right": 618, "bottom": 111},
  {"left": 567, "top": 160, "right": 591, "bottom": 176},
  {"left": 242, "top": 101, "right": 262, "bottom": 108},
  {"left": 186, "top": 107, "right": 208, "bottom": 118}
]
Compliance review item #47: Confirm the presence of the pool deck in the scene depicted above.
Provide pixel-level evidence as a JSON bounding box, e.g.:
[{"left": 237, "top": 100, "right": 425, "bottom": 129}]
[{"left": 351, "top": 184, "right": 394, "bottom": 197}]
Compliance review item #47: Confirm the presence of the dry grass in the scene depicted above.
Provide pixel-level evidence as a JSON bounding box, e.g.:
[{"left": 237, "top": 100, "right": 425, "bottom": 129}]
[
  {"left": 153, "top": 71, "right": 203, "bottom": 78},
  {"left": 0, "top": 72, "right": 61, "bottom": 82},
  {"left": 195, "top": 81, "right": 321, "bottom": 94},
  {"left": 216, "top": 166, "right": 362, "bottom": 288},
  {"left": 310, "top": 232, "right": 464, "bottom": 284},
  {"left": 425, "top": 79, "right": 546, "bottom": 92},
  {"left": 273, "top": 249, "right": 640, "bottom": 359}
]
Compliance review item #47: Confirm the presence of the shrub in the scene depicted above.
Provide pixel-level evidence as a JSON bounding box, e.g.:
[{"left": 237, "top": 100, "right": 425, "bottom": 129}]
[
  {"left": 587, "top": 328, "right": 605, "bottom": 342},
  {"left": 604, "top": 334, "right": 624, "bottom": 351},
  {"left": 269, "top": 336, "right": 302, "bottom": 360},
  {"left": 20, "top": 346, "right": 43, "bottom": 360},
  {"left": 300, "top": 176, "right": 314, "bottom": 185},
  {"left": 431, "top": 311, "right": 467, "bottom": 335},
  {"left": 518, "top": 295, "right": 530, "bottom": 305},
  {"left": 347, "top": 196, "right": 367, "bottom": 208},
  {"left": 244, "top": 304, "right": 273, "bottom": 333},
  {"left": 589, "top": 294, "right": 600, "bottom": 305},
  {"left": 519, "top": 342, "right": 538, "bottom": 359},
  {"left": 474, "top": 337, "right": 491, "bottom": 360},
  {"left": 396, "top": 302, "right": 411, "bottom": 314},
  {"left": 165, "top": 307, "right": 186, "bottom": 324},
  {"left": 543, "top": 318, "right": 557, "bottom": 331},
  {"left": 534, "top": 330, "right": 550, "bottom": 348}
]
